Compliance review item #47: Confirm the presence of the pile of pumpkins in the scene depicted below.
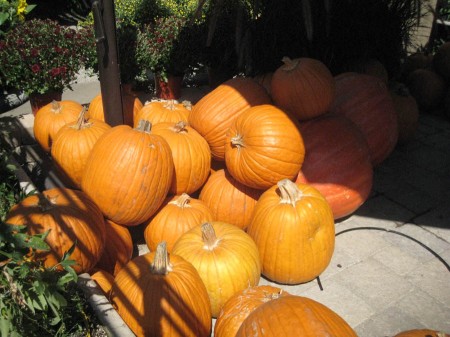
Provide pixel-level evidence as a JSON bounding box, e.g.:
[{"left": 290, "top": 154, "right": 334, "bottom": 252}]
[{"left": 6, "top": 52, "right": 444, "bottom": 337}]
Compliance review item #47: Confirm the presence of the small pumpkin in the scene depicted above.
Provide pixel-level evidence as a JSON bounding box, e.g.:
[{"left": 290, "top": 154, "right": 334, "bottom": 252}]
[
  {"left": 406, "top": 68, "right": 446, "bottom": 111},
  {"left": 247, "top": 179, "right": 335, "bottom": 284},
  {"left": 394, "top": 329, "right": 450, "bottom": 337},
  {"left": 111, "top": 242, "right": 212, "bottom": 337},
  {"left": 133, "top": 99, "right": 191, "bottom": 127},
  {"left": 172, "top": 221, "right": 261, "bottom": 318}
]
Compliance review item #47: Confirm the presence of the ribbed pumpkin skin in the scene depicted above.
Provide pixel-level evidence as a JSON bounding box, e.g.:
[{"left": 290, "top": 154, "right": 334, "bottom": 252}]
[
  {"left": 51, "top": 114, "right": 111, "bottom": 189},
  {"left": 330, "top": 72, "right": 398, "bottom": 166},
  {"left": 236, "top": 296, "right": 359, "bottom": 337},
  {"left": 151, "top": 122, "right": 211, "bottom": 195},
  {"left": 133, "top": 99, "right": 191, "bottom": 127},
  {"left": 295, "top": 114, "right": 373, "bottom": 220},
  {"left": 394, "top": 329, "right": 450, "bottom": 337},
  {"left": 33, "top": 100, "right": 82, "bottom": 152},
  {"left": 144, "top": 194, "right": 214, "bottom": 252},
  {"left": 5, "top": 188, "right": 106, "bottom": 274},
  {"left": 214, "top": 285, "right": 289, "bottom": 337},
  {"left": 224, "top": 104, "right": 305, "bottom": 190},
  {"left": 247, "top": 180, "right": 335, "bottom": 284},
  {"left": 111, "top": 251, "right": 212, "bottom": 337},
  {"left": 90, "top": 268, "right": 115, "bottom": 298},
  {"left": 81, "top": 123, "right": 174, "bottom": 226},
  {"left": 199, "top": 169, "right": 262, "bottom": 230},
  {"left": 270, "top": 57, "right": 335, "bottom": 120},
  {"left": 188, "top": 77, "right": 272, "bottom": 161},
  {"left": 172, "top": 221, "right": 261, "bottom": 318},
  {"left": 95, "top": 219, "right": 134, "bottom": 276}
]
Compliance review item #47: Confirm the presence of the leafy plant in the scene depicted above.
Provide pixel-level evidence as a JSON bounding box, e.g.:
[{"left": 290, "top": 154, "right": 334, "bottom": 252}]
[{"left": 0, "top": 0, "right": 35, "bottom": 37}]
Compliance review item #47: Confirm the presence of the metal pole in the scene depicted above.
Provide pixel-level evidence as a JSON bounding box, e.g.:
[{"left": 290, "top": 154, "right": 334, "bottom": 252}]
[{"left": 91, "top": 0, "right": 123, "bottom": 126}]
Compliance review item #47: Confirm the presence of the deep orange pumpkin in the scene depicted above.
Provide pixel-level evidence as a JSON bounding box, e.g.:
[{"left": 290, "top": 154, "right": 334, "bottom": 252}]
[
  {"left": 270, "top": 57, "right": 335, "bottom": 120},
  {"left": 406, "top": 68, "right": 447, "bottom": 111},
  {"left": 188, "top": 77, "right": 272, "bottom": 161},
  {"left": 295, "top": 114, "right": 373, "bottom": 220},
  {"left": 90, "top": 268, "right": 115, "bottom": 298},
  {"left": 394, "top": 329, "right": 450, "bottom": 337},
  {"left": 133, "top": 99, "right": 191, "bottom": 127},
  {"left": 5, "top": 188, "right": 106, "bottom": 274},
  {"left": 81, "top": 120, "right": 174, "bottom": 226}
]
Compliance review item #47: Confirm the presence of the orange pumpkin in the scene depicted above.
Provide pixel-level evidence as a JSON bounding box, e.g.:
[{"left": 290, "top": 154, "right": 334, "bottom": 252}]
[
  {"left": 295, "top": 114, "right": 373, "bottom": 220},
  {"left": 188, "top": 77, "right": 272, "bottom": 161},
  {"left": 144, "top": 193, "right": 214, "bottom": 252},
  {"left": 406, "top": 68, "right": 446, "bottom": 111},
  {"left": 394, "top": 329, "right": 450, "bottom": 337},
  {"left": 247, "top": 179, "right": 335, "bottom": 284},
  {"left": 111, "top": 242, "right": 212, "bottom": 337},
  {"left": 199, "top": 169, "right": 262, "bottom": 230},
  {"left": 81, "top": 120, "right": 174, "bottom": 226},
  {"left": 151, "top": 121, "right": 211, "bottom": 195},
  {"left": 90, "top": 268, "right": 115, "bottom": 298},
  {"left": 172, "top": 221, "right": 261, "bottom": 317},
  {"left": 51, "top": 107, "right": 111, "bottom": 189},
  {"left": 236, "top": 295, "right": 358, "bottom": 337},
  {"left": 270, "top": 57, "right": 335, "bottom": 120},
  {"left": 432, "top": 41, "right": 450, "bottom": 80},
  {"left": 133, "top": 99, "right": 191, "bottom": 127},
  {"left": 214, "top": 285, "right": 289, "bottom": 337},
  {"left": 33, "top": 100, "right": 82, "bottom": 152},
  {"left": 224, "top": 104, "right": 305, "bottom": 190},
  {"left": 5, "top": 188, "right": 106, "bottom": 274}
]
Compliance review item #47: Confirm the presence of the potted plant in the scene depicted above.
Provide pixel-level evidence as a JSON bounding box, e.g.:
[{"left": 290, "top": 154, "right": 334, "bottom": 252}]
[{"left": 0, "top": 18, "right": 96, "bottom": 115}]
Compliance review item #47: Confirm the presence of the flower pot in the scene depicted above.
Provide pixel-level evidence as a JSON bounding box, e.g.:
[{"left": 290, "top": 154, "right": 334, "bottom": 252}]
[
  {"left": 29, "top": 91, "right": 63, "bottom": 116},
  {"left": 155, "top": 74, "right": 183, "bottom": 100}
]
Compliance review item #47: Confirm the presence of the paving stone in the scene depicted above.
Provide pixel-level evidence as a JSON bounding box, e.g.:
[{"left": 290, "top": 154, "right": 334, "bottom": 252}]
[
  {"left": 372, "top": 243, "right": 426, "bottom": 276},
  {"left": 414, "top": 206, "right": 450, "bottom": 243},
  {"left": 319, "top": 245, "right": 360, "bottom": 280},
  {"left": 382, "top": 182, "right": 436, "bottom": 214}
]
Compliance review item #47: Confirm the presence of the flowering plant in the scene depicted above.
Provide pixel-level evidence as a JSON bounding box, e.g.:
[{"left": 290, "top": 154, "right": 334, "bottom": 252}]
[
  {"left": 0, "top": 0, "right": 35, "bottom": 37},
  {"left": 0, "top": 18, "right": 96, "bottom": 94}
]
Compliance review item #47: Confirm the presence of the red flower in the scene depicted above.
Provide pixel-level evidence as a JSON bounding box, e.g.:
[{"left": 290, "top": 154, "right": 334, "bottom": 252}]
[
  {"left": 50, "top": 67, "right": 61, "bottom": 77},
  {"left": 31, "top": 64, "right": 40, "bottom": 73},
  {"left": 30, "top": 48, "right": 39, "bottom": 57}
]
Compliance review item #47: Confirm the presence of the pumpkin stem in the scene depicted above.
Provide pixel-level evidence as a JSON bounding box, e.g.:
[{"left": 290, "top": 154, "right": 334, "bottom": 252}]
[
  {"left": 230, "top": 134, "right": 245, "bottom": 148},
  {"left": 201, "top": 222, "right": 219, "bottom": 250},
  {"left": 263, "top": 289, "right": 284, "bottom": 302},
  {"left": 72, "top": 106, "right": 92, "bottom": 130},
  {"left": 50, "top": 100, "right": 62, "bottom": 113},
  {"left": 135, "top": 119, "right": 152, "bottom": 133},
  {"left": 151, "top": 241, "right": 172, "bottom": 275},
  {"left": 277, "top": 179, "right": 302, "bottom": 206},
  {"left": 169, "top": 193, "right": 192, "bottom": 208},
  {"left": 171, "top": 121, "right": 188, "bottom": 133},
  {"left": 181, "top": 100, "right": 192, "bottom": 110},
  {"left": 37, "top": 193, "right": 56, "bottom": 212},
  {"left": 281, "top": 56, "right": 299, "bottom": 71},
  {"left": 163, "top": 99, "right": 177, "bottom": 111}
]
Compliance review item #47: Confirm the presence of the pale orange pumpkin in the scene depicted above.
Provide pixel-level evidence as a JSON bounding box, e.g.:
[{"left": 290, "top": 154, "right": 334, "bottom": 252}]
[
  {"left": 172, "top": 221, "right": 261, "bottom": 318},
  {"left": 51, "top": 107, "right": 111, "bottom": 189},
  {"left": 33, "top": 100, "right": 82, "bottom": 152},
  {"left": 133, "top": 99, "right": 191, "bottom": 127},
  {"left": 111, "top": 242, "right": 212, "bottom": 337},
  {"left": 199, "top": 168, "right": 262, "bottom": 230},
  {"left": 247, "top": 179, "right": 335, "bottom": 284},
  {"left": 144, "top": 193, "right": 214, "bottom": 252},
  {"left": 224, "top": 104, "right": 305, "bottom": 190},
  {"left": 188, "top": 77, "right": 272, "bottom": 161},
  {"left": 5, "top": 188, "right": 106, "bottom": 274},
  {"left": 151, "top": 121, "right": 211, "bottom": 195},
  {"left": 270, "top": 57, "right": 335, "bottom": 120},
  {"left": 81, "top": 120, "right": 174, "bottom": 226}
]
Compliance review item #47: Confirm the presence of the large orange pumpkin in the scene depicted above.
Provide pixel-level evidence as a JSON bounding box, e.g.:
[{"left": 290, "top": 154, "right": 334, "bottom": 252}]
[
  {"left": 33, "top": 100, "right": 82, "bottom": 152},
  {"left": 90, "top": 268, "right": 115, "bottom": 298},
  {"left": 330, "top": 72, "right": 398, "bottom": 166},
  {"left": 188, "top": 77, "right": 272, "bottom": 161},
  {"left": 172, "top": 221, "right": 261, "bottom": 318},
  {"left": 133, "top": 99, "right": 191, "bottom": 127},
  {"left": 247, "top": 179, "right": 335, "bottom": 284},
  {"left": 224, "top": 104, "right": 305, "bottom": 190},
  {"left": 5, "top": 188, "right": 106, "bottom": 274},
  {"left": 111, "top": 242, "right": 212, "bottom": 337},
  {"left": 236, "top": 295, "right": 358, "bottom": 337},
  {"left": 295, "top": 114, "right": 373, "bottom": 220},
  {"left": 394, "top": 329, "right": 450, "bottom": 337},
  {"left": 81, "top": 120, "right": 174, "bottom": 226},
  {"left": 270, "top": 57, "right": 335, "bottom": 120},
  {"left": 51, "top": 107, "right": 111, "bottom": 189},
  {"left": 198, "top": 168, "right": 262, "bottom": 230}
]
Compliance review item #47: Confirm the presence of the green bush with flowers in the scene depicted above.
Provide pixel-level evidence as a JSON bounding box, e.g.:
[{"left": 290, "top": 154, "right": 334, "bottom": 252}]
[
  {"left": 0, "top": 0, "right": 35, "bottom": 37},
  {"left": 0, "top": 18, "right": 96, "bottom": 95}
]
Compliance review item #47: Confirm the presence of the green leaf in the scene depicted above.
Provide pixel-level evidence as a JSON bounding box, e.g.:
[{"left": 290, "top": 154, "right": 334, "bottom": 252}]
[{"left": 25, "top": 4, "right": 36, "bottom": 14}]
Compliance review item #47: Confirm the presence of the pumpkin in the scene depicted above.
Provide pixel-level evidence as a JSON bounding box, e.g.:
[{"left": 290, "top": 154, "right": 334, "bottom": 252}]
[
  {"left": 188, "top": 77, "right": 272, "bottom": 161},
  {"left": 330, "top": 72, "right": 398, "bottom": 166},
  {"left": 247, "top": 179, "right": 335, "bottom": 284},
  {"left": 236, "top": 295, "right": 358, "bottom": 337},
  {"left": 270, "top": 57, "right": 335, "bottom": 120},
  {"left": 343, "top": 57, "right": 389, "bottom": 84},
  {"left": 81, "top": 120, "right": 174, "bottom": 226},
  {"left": 199, "top": 169, "right": 262, "bottom": 230},
  {"left": 295, "top": 114, "right": 373, "bottom": 220},
  {"left": 214, "top": 285, "right": 289, "bottom": 337},
  {"left": 95, "top": 219, "right": 134, "bottom": 276},
  {"left": 253, "top": 72, "right": 273, "bottom": 96},
  {"left": 111, "top": 242, "right": 212, "bottom": 337},
  {"left": 224, "top": 104, "right": 305, "bottom": 190},
  {"left": 406, "top": 68, "right": 446, "bottom": 111},
  {"left": 33, "top": 100, "right": 82, "bottom": 152},
  {"left": 51, "top": 107, "right": 111, "bottom": 189},
  {"left": 401, "top": 52, "right": 433, "bottom": 76},
  {"left": 151, "top": 121, "right": 211, "bottom": 195},
  {"left": 432, "top": 41, "right": 450, "bottom": 80},
  {"left": 133, "top": 99, "right": 191, "bottom": 127},
  {"left": 90, "top": 268, "right": 115, "bottom": 298},
  {"left": 87, "top": 85, "right": 143, "bottom": 127},
  {"left": 394, "top": 329, "right": 450, "bottom": 337},
  {"left": 144, "top": 193, "right": 214, "bottom": 253},
  {"left": 172, "top": 221, "right": 261, "bottom": 318},
  {"left": 5, "top": 188, "right": 106, "bottom": 274}
]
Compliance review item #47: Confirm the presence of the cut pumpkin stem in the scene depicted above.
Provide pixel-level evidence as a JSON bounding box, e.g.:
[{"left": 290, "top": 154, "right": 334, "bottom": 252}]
[
  {"left": 278, "top": 179, "right": 302, "bottom": 206},
  {"left": 201, "top": 222, "right": 219, "bottom": 250},
  {"left": 151, "top": 241, "right": 171, "bottom": 275}
]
